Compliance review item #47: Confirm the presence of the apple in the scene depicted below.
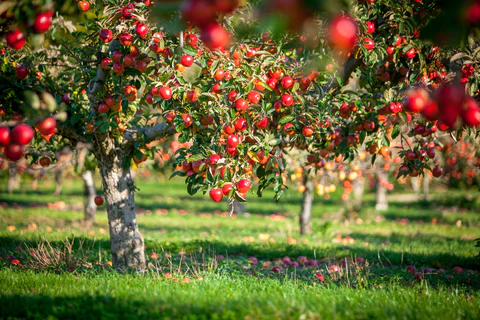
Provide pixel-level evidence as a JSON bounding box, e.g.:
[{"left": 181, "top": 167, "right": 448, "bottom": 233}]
[
  {"left": 181, "top": 54, "right": 194, "bottom": 67},
  {"left": 363, "top": 38, "right": 375, "bottom": 50},
  {"left": 16, "top": 66, "right": 28, "bottom": 79},
  {"left": 98, "top": 103, "right": 110, "bottom": 113},
  {"left": 182, "top": 114, "right": 193, "bottom": 127},
  {"left": 208, "top": 154, "right": 220, "bottom": 165},
  {"left": 405, "top": 48, "right": 416, "bottom": 59},
  {"left": 33, "top": 12, "right": 53, "bottom": 33},
  {"left": 119, "top": 32, "right": 133, "bottom": 46},
  {"left": 280, "top": 77, "right": 294, "bottom": 89},
  {"left": 94, "top": 196, "right": 104, "bottom": 206},
  {"left": 366, "top": 21, "right": 375, "bottom": 34},
  {"left": 404, "top": 89, "right": 428, "bottom": 113},
  {"left": 200, "top": 23, "right": 230, "bottom": 50},
  {"left": 135, "top": 23, "right": 149, "bottom": 39},
  {"left": 255, "top": 116, "right": 269, "bottom": 129},
  {"left": 209, "top": 188, "right": 223, "bottom": 202},
  {"left": 281, "top": 94, "right": 294, "bottom": 107},
  {"left": 6, "top": 29, "right": 26, "bottom": 50},
  {"left": 452, "top": 266, "right": 462, "bottom": 274},
  {"left": 134, "top": 59, "right": 147, "bottom": 73},
  {"left": 4, "top": 144, "right": 25, "bottom": 161},
  {"left": 284, "top": 122, "right": 295, "bottom": 135},
  {"left": 39, "top": 157, "right": 51, "bottom": 167},
  {"left": 99, "top": 29, "right": 113, "bottom": 43},
  {"left": 234, "top": 118, "right": 247, "bottom": 131},
  {"left": 237, "top": 179, "right": 251, "bottom": 193},
  {"left": 0, "top": 126, "right": 10, "bottom": 145},
  {"left": 227, "top": 134, "right": 239, "bottom": 147},
  {"left": 35, "top": 117, "right": 56, "bottom": 135},
  {"left": 327, "top": 15, "right": 358, "bottom": 51},
  {"left": 112, "top": 62, "right": 124, "bottom": 75},
  {"left": 186, "top": 90, "right": 197, "bottom": 103},
  {"left": 159, "top": 86, "right": 172, "bottom": 100},
  {"left": 11, "top": 124, "right": 34, "bottom": 145},
  {"left": 302, "top": 126, "right": 314, "bottom": 137},
  {"left": 432, "top": 166, "right": 443, "bottom": 177},
  {"left": 247, "top": 91, "right": 261, "bottom": 104},
  {"left": 235, "top": 98, "right": 249, "bottom": 111},
  {"left": 78, "top": 1, "right": 90, "bottom": 12},
  {"left": 185, "top": 33, "right": 198, "bottom": 46}
]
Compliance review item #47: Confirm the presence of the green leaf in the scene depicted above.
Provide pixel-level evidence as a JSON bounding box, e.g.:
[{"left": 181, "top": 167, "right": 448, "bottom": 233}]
[
  {"left": 173, "top": 115, "right": 184, "bottom": 132},
  {"left": 169, "top": 170, "right": 186, "bottom": 180},
  {"left": 392, "top": 124, "right": 400, "bottom": 139},
  {"left": 278, "top": 115, "right": 294, "bottom": 125},
  {"left": 371, "top": 153, "right": 377, "bottom": 166}
]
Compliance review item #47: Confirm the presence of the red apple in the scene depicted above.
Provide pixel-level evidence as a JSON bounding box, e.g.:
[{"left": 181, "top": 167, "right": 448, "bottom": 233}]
[
  {"left": 6, "top": 29, "right": 26, "bottom": 50},
  {"left": 209, "top": 188, "right": 223, "bottom": 202},
  {"left": 33, "top": 12, "right": 53, "bottom": 33},
  {"left": 0, "top": 126, "right": 10, "bottom": 145},
  {"left": 327, "top": 15, "right": 358, "bottom": 51},
  {"left": 4, "top": 144, "right": 25, "bottom": 161},
  {"left": 94, "top": 196, "right": 104, "bottom": 206},
  {"left": 237, "top": 179, "right": 251, "bottom": 193},
  {"left": 11, "top": 124, "right": 34, "bottom": 145}
]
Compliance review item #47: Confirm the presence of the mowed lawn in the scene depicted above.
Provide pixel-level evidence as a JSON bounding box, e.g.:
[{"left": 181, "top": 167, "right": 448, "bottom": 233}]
[{"left": 0, "top": 172, "right": 479, "bottom": 319}]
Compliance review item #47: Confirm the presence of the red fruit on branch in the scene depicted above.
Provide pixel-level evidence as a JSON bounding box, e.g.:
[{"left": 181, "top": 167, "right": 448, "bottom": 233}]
[
  {"left": 366, "top": 21, "right": 375, "bottom": 34},
  {"left": 119, "top": 33, "right": 133, "bottom": 46},
  {"left": 222, "top": 183, "right": 233, "bottom": 196},
  {"left": 78, "top": 1, "right": 90, "bottom": 12},
  {"left": 11, "top": 124, "right": 34, "bottom": 145},
  {"left": 237, "top": 179, "right": 251, "bottom": 193},
  {"left": 247, "top": 91, "right": 261, "bottom": 104},
  {"left": 6, "top": 29, "right": 26, "bottom": 50},
  {"left": 404, "top": 89, "right": 429, "bottom": 113},
  {"left": 281, "top": 94, "right": 294, "bottom": 107},
  {"left": 39, "top": 157, "right": 51, "bottom": 167},
  {"left": 200, "top": 23, "right": 230, "bottom": 50},
  {"left": 0, "top": 127, "right": 10, "bottom": 146},
  {"left": 16, "top": 66, "right": 29, "bottom": 79},
  {"left": 186, "top": 90, "right": 197, "bottom": 103},
  {"left": 159, "top": 86, "right": 172, "bottom": 100},
  {"left": 327, "top": 15, "right": 358, "bottom": 51},
  {"left": 4, "top": 144, "right": 25, "bottom": 161},
  {"left": 209, "top": 188, "right": 223, "bottom": 202},
  {"left": 33, "top": 12, "right": 53, "bottom": 33},
  {"left": 432, "top": 166, "right": 443, "bottom": 177},
  {"left": 363, "top": 38, "right": 375, "bottom": 50},
  {"left": 227, "top": 134, "right": 239, "bottom": 147},
  {"left": 235, "top": 98, "right": 249, "bottom": 111},
  {"left": 185, "top": 33, "right": 198, "bottom": 46},
  {"left": 99, "top": 29, "right": 113, "bottom": 43},
  {"left": 181, "top": 55, "right": 194, "bottom": 67},
  {"left": 36, "top": 117, "right": 56, "bottom": 135},
  {"left": 135, "top": 23, "right": 149, "bottom": 39}
]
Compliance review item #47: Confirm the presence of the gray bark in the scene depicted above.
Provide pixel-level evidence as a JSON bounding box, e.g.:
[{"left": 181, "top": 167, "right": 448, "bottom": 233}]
[
  {"left": 7, "top": 163, "right": 20, "bottom": 193},
  {"left": 423, "top": 174, "right": 430, "bottom": 201},
  {"left": 82, "top": 170, "right": 96, "bottom": 230},
  {"left": 299, "top": 174, "right": 314, "bottom": 235},
  {"left": 411, "top": 176, "right": 420, "bottom": 194},
  {"left": 352, "top": 177, "right": 365, "bottom": 208},
  {"left": 93, "top": 139, "right": 146, "bottom": 273},
  {"left": 229, "top": 200, "right": 246, "bottom": 215},
  {"left": 375, "top": 170, "right": 388, "bottom": 211}
]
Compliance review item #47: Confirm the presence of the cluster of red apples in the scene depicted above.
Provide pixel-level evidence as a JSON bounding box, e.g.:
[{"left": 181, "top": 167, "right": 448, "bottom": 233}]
[
  {"left": 3, "top": 5, "right": 53, "bottom": 50},
  {"left": 0, "top": 117, "right": 55, "bottom": 164}
]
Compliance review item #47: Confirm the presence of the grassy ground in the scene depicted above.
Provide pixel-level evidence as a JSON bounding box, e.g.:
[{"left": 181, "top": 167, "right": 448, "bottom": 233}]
[{"left": 0, "top": 172, "right": 479, "bottom": 319}]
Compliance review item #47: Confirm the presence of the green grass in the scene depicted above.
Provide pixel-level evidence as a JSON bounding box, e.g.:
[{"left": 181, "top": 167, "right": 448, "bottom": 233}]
[{"left": 0, "top": 173, "right": 479, "bottom": 319}]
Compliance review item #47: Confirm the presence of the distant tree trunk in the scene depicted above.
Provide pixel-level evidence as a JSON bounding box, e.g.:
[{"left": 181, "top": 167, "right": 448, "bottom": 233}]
[
  {"left": 299, "top": 174, "right": 314, "bottom": 235},
  {"left": 229, "top": 200, "right": 246, "bottom": 215},
  {"left": 94, "top": 143, "right": 146, "bottom": 273},
  {"left": 423, "top": 174, "right": 430, "bottom": 201},
  {"left": 411, "top": 176, "right": 420, "bottom": 194},
  {"left": 82, "top": 170, "right": 96, "bottom": 229},
  {"left": 375, "top": 169, "right": 388, "bottom": 211},
  {"left": 7, "top": 163, "right": 20, "bottom": 193},
  {"left": 53, "top": 169, "right": 64, "bottom": 196},
  {"left": 352, "top": 176, "right": 365, "bottom": 208}
]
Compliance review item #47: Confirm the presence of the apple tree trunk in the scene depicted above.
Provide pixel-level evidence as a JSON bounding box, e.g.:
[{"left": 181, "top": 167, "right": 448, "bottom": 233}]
[
  {"left": 93, "top": 143, "right": 146, "bottom": 273},
  {"left": 375, "top": 169, "right": 388, "bottom": 211},
  {"left": 82, "top": 170, "right": 97, "bottom": 230},
  {"left": 299, "top": 174, "right": 314, "bottom": 235}
]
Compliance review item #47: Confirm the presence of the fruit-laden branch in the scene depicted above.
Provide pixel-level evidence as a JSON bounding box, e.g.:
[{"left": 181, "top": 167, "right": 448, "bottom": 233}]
[
  {"left": 123, "top": 122, "right": 177, "bottom": 145},
  {"left": 56, "top": 122, "right": 88, "bottom": 143},
  {"left": 87, "top": 40, "right": 120, "bottom": 103}
]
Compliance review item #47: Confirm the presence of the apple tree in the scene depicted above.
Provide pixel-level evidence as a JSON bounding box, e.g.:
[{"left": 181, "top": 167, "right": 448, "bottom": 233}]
[{"left": 1, "top": 0, "right": 480, "bottom": 272}]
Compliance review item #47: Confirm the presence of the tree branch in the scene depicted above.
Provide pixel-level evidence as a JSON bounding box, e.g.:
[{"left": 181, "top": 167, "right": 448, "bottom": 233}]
[
  {"left": 123, "top": 122, "right": 176, "bottom": 145},
  {"left": 324, "top": 57, "right": 361, "bottom": 93},
  {"left": 56, "top": 122, "right": 88, "bottom": 143},
  {"left": 87, "top": 40, "right": 120, "bottom": 102}
]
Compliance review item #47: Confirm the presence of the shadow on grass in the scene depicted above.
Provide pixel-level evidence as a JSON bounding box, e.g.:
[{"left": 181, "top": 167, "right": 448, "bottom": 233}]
[{"left": 0, "top": 294, "right": 193, "bottom": 320}]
